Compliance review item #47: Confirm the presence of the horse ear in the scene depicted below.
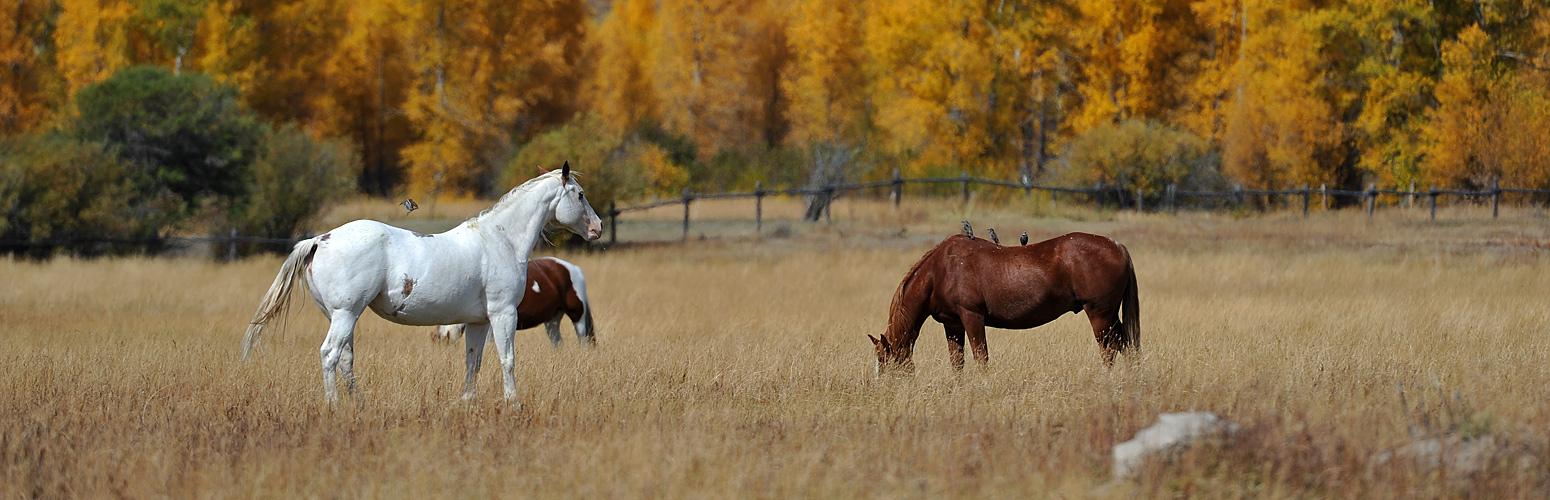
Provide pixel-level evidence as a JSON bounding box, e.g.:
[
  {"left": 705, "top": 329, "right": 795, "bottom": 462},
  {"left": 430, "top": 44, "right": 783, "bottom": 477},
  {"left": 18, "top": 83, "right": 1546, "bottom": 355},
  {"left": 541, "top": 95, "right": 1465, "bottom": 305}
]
[
  {"left": 878, "top": 336, "right": 892, "bottom": 351},
  {"left": 867, "top": 334, "right": 880, "bottom": 346},
  {"left": 561, "top": 160, "right": 571, "bottom": 181},
  {"left": 536, "top": 165, "right": 549, "bottom": 175}
]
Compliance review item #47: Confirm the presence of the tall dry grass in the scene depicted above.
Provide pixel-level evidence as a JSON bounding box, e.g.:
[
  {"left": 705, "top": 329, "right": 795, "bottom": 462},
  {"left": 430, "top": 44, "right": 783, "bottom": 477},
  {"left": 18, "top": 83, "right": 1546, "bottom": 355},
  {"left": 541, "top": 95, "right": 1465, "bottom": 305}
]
[{"left": 2, "top": 199, "right": 1547, "bottom": 498}]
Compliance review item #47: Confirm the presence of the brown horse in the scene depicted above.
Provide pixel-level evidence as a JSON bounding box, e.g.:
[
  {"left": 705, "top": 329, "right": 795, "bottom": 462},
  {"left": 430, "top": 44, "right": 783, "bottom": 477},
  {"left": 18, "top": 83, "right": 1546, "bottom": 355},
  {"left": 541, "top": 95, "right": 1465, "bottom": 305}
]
[
  {"left": 433, "top": 257, "right": 596, "bottom": 347},
  {"left": 868, "top": 232, "right": 1138, "bottom": 374}
]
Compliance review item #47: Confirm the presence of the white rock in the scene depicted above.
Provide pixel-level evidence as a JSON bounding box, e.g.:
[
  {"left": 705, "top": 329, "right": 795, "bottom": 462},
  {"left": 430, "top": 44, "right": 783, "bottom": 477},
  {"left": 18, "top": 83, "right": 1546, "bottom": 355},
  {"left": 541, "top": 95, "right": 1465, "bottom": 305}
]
[
  {"left": 1112, "top": 412, "right": 1238, "bottom": 479},
  {"left": 1368, "top": 434, "right": 1538, "bottom": 478}
]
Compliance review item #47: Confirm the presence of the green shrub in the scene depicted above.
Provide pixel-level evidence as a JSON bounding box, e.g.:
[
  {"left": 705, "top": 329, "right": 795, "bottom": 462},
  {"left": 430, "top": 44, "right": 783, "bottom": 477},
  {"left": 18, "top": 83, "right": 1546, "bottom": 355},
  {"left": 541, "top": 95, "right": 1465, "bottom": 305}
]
[
  {"left": 1057, "top": 119, "right": 1219, "bottom": 194},
  {"left": 503, "top": 115, "right": 643, "bottom": 210},
  {"left": 224, "top": 124, "right": 358, "bottom": 253},
  {"left": 0, "top": 135, "right": 179, "bottom": 256},
  {"left": 71, "top": 65, "right": 265, "bottom": 205}
]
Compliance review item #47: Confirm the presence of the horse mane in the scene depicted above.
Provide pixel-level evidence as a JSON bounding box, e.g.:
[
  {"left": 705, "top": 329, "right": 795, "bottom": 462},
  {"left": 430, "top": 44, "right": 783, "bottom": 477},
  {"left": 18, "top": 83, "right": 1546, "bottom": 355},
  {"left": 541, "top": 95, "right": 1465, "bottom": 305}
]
[
  {"left": 474, "top": 169, "right": 570, "bottom": 222},
  {"left": 884, "top": 237, "right": 952, "bottom": 340}
]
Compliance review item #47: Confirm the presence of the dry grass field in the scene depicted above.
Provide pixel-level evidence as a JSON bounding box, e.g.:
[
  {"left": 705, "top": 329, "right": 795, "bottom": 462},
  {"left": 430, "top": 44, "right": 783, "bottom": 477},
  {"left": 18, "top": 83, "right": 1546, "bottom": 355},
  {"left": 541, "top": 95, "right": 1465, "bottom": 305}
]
[{"left": 3, "top": 197, "right": 1548, "bottom": 498}]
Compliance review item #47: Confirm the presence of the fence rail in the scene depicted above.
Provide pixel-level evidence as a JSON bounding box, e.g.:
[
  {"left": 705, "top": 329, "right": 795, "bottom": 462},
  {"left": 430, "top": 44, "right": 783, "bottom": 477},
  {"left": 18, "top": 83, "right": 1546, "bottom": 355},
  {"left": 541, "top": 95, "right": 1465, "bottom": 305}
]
[
  {"left": 1, "top": 230, "right": 303, "bottom": 259},
  {"left": 603, "top": 172, "right": 1550, "bottom": 244},
  {"left": 5, "top": 174, "right": 1546, "bottom": 255}
]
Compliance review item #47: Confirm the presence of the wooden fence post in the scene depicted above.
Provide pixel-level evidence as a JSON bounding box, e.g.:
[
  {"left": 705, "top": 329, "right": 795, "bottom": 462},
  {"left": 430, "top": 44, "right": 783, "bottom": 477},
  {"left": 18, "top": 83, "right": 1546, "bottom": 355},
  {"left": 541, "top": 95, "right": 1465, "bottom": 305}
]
[
  {"left": 1094, "top": 181, "right": 1103, "bottom": 210},
  {"left": 1366, "top": 183, "right": 1376, "bottom": 218},
  {"left": 608, "top": 201, "right": 618, "bottom": 246},
  {"left": 1408, "top": 180, "right": 1416, "bottom": 209},
  {"left": 1302, "top": 183, "right": 1310, "bottom": 216},
  {"left": 1429, "top": 185, "right": 1437, "bottom": 220},
  {"left": 1233, "top": 184, "right": 1243, "bottom": 210},
  {"left": 754, "top": 182, "right": 764, "bottom": 234},
  {"left": 681, "top": 187, "right": 692, "bottom": 243},
  {"left": 1320, "top": 184, "right": 1328, "bottom": 211},
  {"left": 960, "top": 171, "right": 970, "bottom": 205},
  {"left": 228, "top": 229, "right": 238, "bottom": 261},
  {"left": 1136, "top": 188, "right": 1144, "bottom": 213},
  {"left": 1166, "top": 184, "right": 1175, "bottom": 214},
  {"left": 1492, "top": 177, "right": 1500, "bottom": 218},
  {"left": 891, "top": 169, "right": 902, "bottom": 207}
]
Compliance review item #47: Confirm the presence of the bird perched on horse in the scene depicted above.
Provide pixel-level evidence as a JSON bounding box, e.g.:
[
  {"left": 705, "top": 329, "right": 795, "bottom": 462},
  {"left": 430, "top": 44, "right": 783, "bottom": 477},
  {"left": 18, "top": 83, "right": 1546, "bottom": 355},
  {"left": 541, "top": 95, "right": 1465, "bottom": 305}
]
[{"left": 868, "top": 232, "right": 1140, "bottom": 375}]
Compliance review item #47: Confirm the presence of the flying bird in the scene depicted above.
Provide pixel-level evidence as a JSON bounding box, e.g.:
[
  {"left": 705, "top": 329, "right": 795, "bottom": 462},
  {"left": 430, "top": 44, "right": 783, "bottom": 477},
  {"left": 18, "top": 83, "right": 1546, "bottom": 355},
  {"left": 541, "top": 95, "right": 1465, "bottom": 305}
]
[
  {"left": 400, "top": 198, "right": 419, "bottom": 213},
  {"left": 1020, "top": 231, "right": 1028, "bottom": 245},
  {"left": 987, "top": 228, "right": 999, "bottom": 245},
  {"left": 961, "top": 220, "right": 974, "bottom": 239}
]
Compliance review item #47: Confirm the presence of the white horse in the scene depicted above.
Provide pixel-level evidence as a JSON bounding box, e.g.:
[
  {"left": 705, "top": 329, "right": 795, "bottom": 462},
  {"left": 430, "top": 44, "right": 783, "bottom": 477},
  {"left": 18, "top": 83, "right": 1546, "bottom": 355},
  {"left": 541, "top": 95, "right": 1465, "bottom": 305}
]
[
  {"left": 432, "top": 256, "right": 596, "bottom": 348},
  {"left": 242, "top": 162, "right": 602, "bottom": 403}
]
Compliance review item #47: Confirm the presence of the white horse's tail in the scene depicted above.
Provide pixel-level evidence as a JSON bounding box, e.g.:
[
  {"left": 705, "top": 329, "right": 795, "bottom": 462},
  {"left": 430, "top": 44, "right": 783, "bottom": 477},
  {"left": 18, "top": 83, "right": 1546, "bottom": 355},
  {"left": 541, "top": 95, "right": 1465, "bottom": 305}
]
[{"left": 242, "top": 238, "right": 318, "bottom": 360}]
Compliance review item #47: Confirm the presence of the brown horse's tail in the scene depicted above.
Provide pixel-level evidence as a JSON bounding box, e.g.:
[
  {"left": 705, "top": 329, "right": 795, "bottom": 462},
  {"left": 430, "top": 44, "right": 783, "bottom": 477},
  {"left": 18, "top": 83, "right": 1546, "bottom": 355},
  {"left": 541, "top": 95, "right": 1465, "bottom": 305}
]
[{"left": 1120, "top": 246, "right": 1141, "bottom": 355}]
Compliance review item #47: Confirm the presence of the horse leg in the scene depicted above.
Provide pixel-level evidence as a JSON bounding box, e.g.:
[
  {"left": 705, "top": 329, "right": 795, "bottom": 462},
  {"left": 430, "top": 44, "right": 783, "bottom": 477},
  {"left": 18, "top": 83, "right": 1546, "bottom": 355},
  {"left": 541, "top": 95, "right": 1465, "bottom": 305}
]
[
  {"left": 462, "top": 322, "right": 490, "bottom": 400},
  {"left": 1083, "top": 304, "right": 1121, "bottom": 366},
  {"left": 488, "top": 311, "right": 521, "bottom": 403},
  {"left": 944, "top": 324, "right": 966, "bottom": 371},
  {"left": 339, "top": 334, "right": 358, "bottom": 396},
  {"left": 319, "top": 310, "right": 360, "bottom": 404},
  {"left": 545, "top": 314, "right": 563, "bottom": 349},
  {"left": 961, "top": 311, "right": 990, "bottom": 368},
  {"left": 567, "top": 304, "right": 593, "bottom": 347}
]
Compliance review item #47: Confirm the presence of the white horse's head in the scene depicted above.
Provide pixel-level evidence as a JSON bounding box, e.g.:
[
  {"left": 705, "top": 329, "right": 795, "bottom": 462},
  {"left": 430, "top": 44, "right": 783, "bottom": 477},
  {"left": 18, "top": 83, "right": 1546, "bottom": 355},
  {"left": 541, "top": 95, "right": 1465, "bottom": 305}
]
[{"left": 550, "top": 161, "right": 603, "bottom": 241}]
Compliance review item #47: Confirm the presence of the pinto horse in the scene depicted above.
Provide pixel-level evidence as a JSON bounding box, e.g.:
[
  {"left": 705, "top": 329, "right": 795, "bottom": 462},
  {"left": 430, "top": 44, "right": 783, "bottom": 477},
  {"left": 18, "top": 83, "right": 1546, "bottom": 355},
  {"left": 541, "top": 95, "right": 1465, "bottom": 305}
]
[
  {"left": 242, "top": 162, "right": 602, "bottom": 403},
  {"left": 433, "top": 256, "right": 595, "bottom": 347},
  {"left": 868, "top": 232, "right": 1139, "bottom": 375}
]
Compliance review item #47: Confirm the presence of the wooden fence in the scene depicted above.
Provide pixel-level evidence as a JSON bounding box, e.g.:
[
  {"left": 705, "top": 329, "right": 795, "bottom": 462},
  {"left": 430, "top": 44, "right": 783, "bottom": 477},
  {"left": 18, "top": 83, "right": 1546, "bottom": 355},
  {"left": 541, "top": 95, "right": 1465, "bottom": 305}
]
[
  {"left": 605, "top": 172, "right": 1550, "bottom": 244},
  {"left": 0, "top": 230, "right": 302, "bottom": 259},
  {"left": 4, "top": 174, "right": 1545, "bottom": 254}
]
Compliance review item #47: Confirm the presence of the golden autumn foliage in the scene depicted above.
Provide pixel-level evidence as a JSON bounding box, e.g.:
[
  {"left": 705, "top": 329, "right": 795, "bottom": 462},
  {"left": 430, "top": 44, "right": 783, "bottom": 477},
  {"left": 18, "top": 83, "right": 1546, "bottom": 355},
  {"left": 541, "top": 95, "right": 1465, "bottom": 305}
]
[
  {"left": 0, "top": 0, "right": 53, "bottom": 134},
  {"left": 652, "top": 0, "right": 787, "bottom": 157},
  {"left": 587, "top": 0, "right": 659, "bottom": 137},
  {"left": 53, "top": 0, "right": 137, "bottom": 99},
  {"left": 780, "top": 0, "right": 867, "bottom": 149},
  {"left": 0, "top": 0, "right": 1546, "bottom": 200}
]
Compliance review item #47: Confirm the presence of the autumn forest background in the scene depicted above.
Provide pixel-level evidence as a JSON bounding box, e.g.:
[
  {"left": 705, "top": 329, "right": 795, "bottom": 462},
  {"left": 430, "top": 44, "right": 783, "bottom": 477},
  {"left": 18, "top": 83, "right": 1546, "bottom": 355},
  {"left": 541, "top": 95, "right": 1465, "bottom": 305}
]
[{"left": 2, "top": 0, "right": 1549, "bottom": 246}]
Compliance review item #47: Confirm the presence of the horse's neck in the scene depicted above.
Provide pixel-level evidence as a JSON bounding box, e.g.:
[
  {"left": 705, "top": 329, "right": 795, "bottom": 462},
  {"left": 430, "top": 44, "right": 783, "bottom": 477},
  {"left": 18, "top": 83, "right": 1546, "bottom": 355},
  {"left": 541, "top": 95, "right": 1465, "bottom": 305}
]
[
  {"left": 476, "top": 180, "right": 557, "bottom": 256},
  {"left": 883, "top": 286, "right": 928, "bottom": 354}
]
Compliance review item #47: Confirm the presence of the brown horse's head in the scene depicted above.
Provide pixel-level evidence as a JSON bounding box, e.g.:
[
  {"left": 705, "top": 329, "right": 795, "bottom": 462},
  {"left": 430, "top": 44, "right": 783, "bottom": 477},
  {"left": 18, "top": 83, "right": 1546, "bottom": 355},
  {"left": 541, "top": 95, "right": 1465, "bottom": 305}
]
[{"left": 868, "top": 334, "right": 915, "bottom": 376}]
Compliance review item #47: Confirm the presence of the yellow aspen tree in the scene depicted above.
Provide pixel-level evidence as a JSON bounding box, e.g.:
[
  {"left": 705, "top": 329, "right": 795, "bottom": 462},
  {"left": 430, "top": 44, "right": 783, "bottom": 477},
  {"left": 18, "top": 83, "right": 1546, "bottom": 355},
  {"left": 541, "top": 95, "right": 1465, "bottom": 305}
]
[
  {"left": 986, "top": 0, "right": 1079, "bottom": 182},
  {"left": 53, "top": 0, "right": 137, "bottom": 99},
  {"left": 399, "top": 0, "right": 588, "bottom": 196},
  {"left": 0, "top": 0, "right": 52, "bottom": 134},
  {"left": 1172, "top": 0, "right": 1244, "bottom": 146},
  {"left": 398, "top": 0, "right": 479, "bottom": 197},
  {"left": 1222, "top": 2, "right": 1344, "bottom": 190},
  {"left": 782, "top": 0, "right": 867, "bottom": 147},
  {"left": 1423, "top": 25, "right": 1501, "bottom": 189},
  {"left": 585, "top": 0, "right": 659, "bottom": 136},
  {"left": 652, "top": 0, "right": 788, "bottom": 156},
  {"left": 135, "top": 0, "right": 210, "bottom": 74},
  {"left": 863, "top": 0, "right": 997, "bottom": 175},
  {"left": 1068, "top": 0, "right": 1204, "bottom": 134},
  {"left": 240, "top": 0, "right": 351, "bottom": 126},
  {"left": 314, "top": 0, "right": 414, "bottom": 195},
  {"left": 194, "top": 0, "right": 259, "bottom": 93}
]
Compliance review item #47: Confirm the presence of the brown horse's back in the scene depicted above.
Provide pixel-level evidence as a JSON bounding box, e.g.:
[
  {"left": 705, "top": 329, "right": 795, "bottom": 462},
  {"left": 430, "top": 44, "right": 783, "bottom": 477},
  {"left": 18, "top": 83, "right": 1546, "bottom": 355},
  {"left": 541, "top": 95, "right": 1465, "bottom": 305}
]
[{"left": 926, "top": 233, "right": 1128, "bottom": 330}]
